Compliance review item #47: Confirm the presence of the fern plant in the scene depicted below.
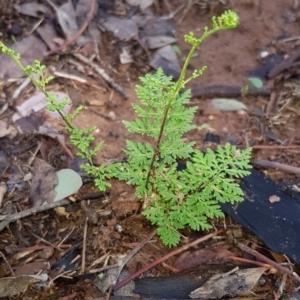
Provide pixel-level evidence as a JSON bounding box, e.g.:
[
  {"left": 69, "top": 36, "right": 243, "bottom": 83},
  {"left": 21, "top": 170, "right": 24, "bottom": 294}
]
[
  {"left": 0, "top": 10, "right": 252, "bottom": 247},
  {"left": 0, "top": 44, "right": 118, "bottom": 191},
  {"left": 116, "top": 10, "right": 252, "bottom": 246}
]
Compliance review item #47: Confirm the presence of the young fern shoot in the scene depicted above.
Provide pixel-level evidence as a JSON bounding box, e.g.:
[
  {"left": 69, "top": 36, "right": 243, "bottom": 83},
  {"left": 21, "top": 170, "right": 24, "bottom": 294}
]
[
  {"left": 0, "top": 42, "right": 118, "bottom": 192},
  {"left": 118, "top": 10, "right": 252, "bottom": 246}
]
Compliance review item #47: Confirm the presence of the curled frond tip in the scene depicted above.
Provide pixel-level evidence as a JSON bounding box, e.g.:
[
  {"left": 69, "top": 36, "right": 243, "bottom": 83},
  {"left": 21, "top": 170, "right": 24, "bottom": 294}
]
[{"left": 218, "top": 10, "right": 239, "bottom": 29}]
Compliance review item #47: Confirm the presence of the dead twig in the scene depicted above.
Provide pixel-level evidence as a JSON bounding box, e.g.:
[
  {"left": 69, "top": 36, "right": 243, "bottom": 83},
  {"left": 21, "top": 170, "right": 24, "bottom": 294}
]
[
  {"left": 253, "top": 159, "right": 300, "bottom": 174},
  {"left": 0, "top": 78, "right": 31, "bottom": 115},
  {"left": 115, "top": 230, "right": 157, "bottom": 279},
  {"left": 0, "top": 195, "right": 105, "bottom": 233},
  {"left": 0, "top": 251, "right": 15, "bottom": 277},
  {"left": 3, "top": 201, "right": 58, "bottom": 221},
  {"left": 51, "top": 67, "right": 105, "bottom": 90},
  {"left": 11, "top": 245, "right": 71, "bottom": 251},
  {"left": 160, "top": 3, "right": 185, "bottom": 20},
  {"left": 113, "top": 229, "right": 224, "bottom": 292},
  {"left": 163, "top": 0, "right": 172, "bottom": 13},
  {"left": 265, "top": 90, "right": 278, "bottom": 115},
  {"left": 102, "top": 230, "right": 157, "bottom": 300},
  {"left": 73, "top": 52, "right": 127, "bottom": 99},
  {"left": 58, "top": 227, "right": 75, "bottom": 247},
  {"left": 80, "top": 201, "right": 89, "bottom": 275},
  {"left": 0, "top": 199, "right": 71, "bottom": 232},
  {"left": 276, "top": 273, "right": 287, "bottom": 299},
  {"left": 109, "top": 230, "right": 157, "bottom": 293},
  {"left": 51, "top": 67, "right": 97, "bottom": 84},
  {"left": 237, "top": 242, "right": 300, "bottom": 283},
  {"left": 238, "top": 144, "right": 300, "bottom": 150},
  {"left": 25, "top": 226, "right": 63, "bottom": 252},
  {"left": 177, "top": 0, "right": 195, "bottom": 24},
  {"left": 0, "top": 182, "right": 7, "bottom": 208},
  {"left": 61, "top": 240, "right": 83, "bottom": 257},
  {"left": 88, "top": 263, "right": 119, "bottom": 274},
  {"left": 278, "top": 35, "right": 300, "bottom": 43},
  {"left": 122, "top": 243, "right": 181, "bottom": 273},
  {"left": 28, "top": 17, "right": 44, "bottom": 36},
  {"left": 229, "top": 255, "right": 273, "bottom": 268},
  {"left": 47, "top": 0, "right": 96, "bottom": 55}
]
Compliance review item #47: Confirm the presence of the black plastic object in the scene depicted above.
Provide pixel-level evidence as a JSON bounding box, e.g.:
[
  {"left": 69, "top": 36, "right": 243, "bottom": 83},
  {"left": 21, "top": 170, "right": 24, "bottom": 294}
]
[
  {"left": 221, "top": 169, "right": 300, "bottom": 264},
  {"left": 247, "top": 53, "right": 282, "bottom": 79},
  {"left": 134, "top": 274, "right": 204, "bottom": 299},
  {"left": 133, "top": 264, "right": 234, "bottom": 299},
  {"left": 203, "top": 133, "right": 220, "bottom": 144},
  {"left": 51, "top": 248, "right": 81, "bottom": 271}
]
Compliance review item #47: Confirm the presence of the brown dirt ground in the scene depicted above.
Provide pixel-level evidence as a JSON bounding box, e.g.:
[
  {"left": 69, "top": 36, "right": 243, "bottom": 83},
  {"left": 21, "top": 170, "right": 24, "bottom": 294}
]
[
  {"left": 0, "top": 0, "right": 300, "bottom": 299},
  {"left": 69, "top": 0, "right": 300, "bottom": 169}
]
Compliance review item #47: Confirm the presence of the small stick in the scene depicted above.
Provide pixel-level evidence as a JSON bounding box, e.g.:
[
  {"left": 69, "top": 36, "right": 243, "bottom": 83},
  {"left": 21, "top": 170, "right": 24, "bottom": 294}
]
[
  {"left": 0, "top": 196, "right": 104, "bottom": 233},
  {"left": 177, "top": 0, "right": 194, "bottom": 24},
  {"left": 265, "top": 90, "right": 278, "bottom": 115},
  {"left": 253, "top": 159, "right": 300, "bottom": 174},
  {"left": 278, "top": 36, "right": 300, "bottom": 43},
  {"left": 12, "top": 244, "right": 71, "bottom": 251},
  {"left": 80, "top": 201, "right": 88, "bottom": 275},
  {"left": 0, "top": 199, "right": 71, "bottom": 225},
  {"left": 163, "top": 0, "right": 172, "bottom": 13},
  {"left": 0, "top": 251, "right": 15, "bottom": 277},
  {"left": 88, "top": 263, "right": 119, "bottom": 274},
  {"left": 25, "top": 226, "right": 63, "bottom": 252},
  {"left": 237, "top": 242, "right": 300, "bottom": 283},
  {"left": 28, "top": 17, "right": 44, "bottom": 36},
  {"left": 229, "top": 255, "right": 273, "bottom": 268},
  {"left": 61, "top": 240, "right": 83, "bottom": 257},
  {"left": 103, "top": 230, "right": 157, "bottom": 300},
  {"left": 11, "top": 77, "right": 31, "bottom": 103},
  {"left": 58, "top": 227, "right": 75, "bottom": 247},
  {"left": 116, "top": 230, "right": 157, "bottom": 277},
  {"left": 122, "top": 243, "right": 181, "bottom": 273},
  {"left": 52, "top": 68, "right": 97, "bottom": 84},
  {"left": 276, "top": 273, "right": 287, "bottom": 299},
  {"left": 160, "top": 3, "right": 185, "bottom": 20},
  {"left": 0, "top": 78, "right": 31, "bottom": 115},
  {"left": 240, "top": 145, "right": 300, "bottom": 150},
  {"left": 0, "top": 182, "right": 7, "bottom": 208},
  {"left": 113, "top": 229, "right": 224, "bottom": 291},
  {"left": 73, "top": 52, "right": 127, "bottom": 99}
]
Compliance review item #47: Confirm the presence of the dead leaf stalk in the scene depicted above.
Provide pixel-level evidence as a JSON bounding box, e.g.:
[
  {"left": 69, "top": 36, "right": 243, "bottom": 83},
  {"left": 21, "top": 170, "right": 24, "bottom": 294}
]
[
  {"left": 237, "top": 242, "right": 300, "bottom": 283},
  {"left": 72, "top": 52, "right": 127, "bottom": 99},
  {"left": 253, "top": 159, "right": 300, "bottom": 174},
  {"left": 229, "top": 255, "right": 273, "bottom": 268}
]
